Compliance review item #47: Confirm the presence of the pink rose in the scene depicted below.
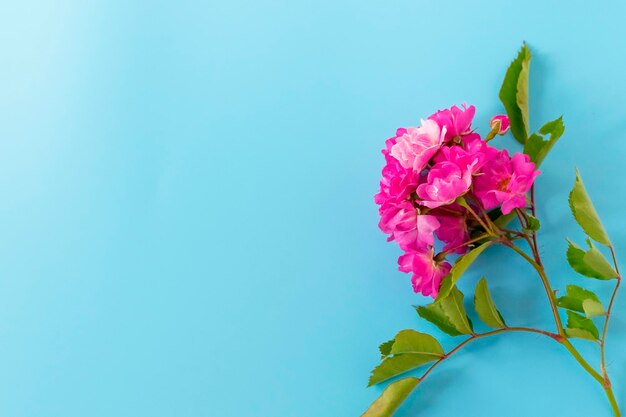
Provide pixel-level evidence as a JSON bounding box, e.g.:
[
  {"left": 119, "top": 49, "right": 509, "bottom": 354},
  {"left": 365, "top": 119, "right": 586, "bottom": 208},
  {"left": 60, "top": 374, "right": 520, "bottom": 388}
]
[
  {"left": 435, "top": 139, "right": 498, "bottom": 174},
  {"left": 428, "top": 104, "right": 476, "bottom": 142},
  {"left": 374, "top": 153, "right": 419, "bottom": 206},
  {"left": 378, "top": 201, "right": 440, "bottom": 251},
  {"left": 474, "top": 150, "right": 540, "bottom": 214},
  {"left": 398, "top": 249, "right": 451, "bottom": 298},
  {"left": 435, "top": 214, "right": 470, "bottom": 254},
  {"left": 382, "top": 128, "right": 404, "bottom": 156},
  {"left": 375, "top": 130, "right": 420, "bottom": 206},
  {"left": 390, "top": 120, "right": 446, "bottom": 172},
  {"left": 416, "top": 161, "right": 474, "bottom": 208}
]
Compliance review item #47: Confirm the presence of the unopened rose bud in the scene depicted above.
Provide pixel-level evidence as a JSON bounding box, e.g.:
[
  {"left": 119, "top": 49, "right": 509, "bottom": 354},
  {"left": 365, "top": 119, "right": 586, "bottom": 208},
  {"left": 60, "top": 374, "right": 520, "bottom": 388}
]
[{"left": 490, "top": 114, "right": 510, "bottom": 135}]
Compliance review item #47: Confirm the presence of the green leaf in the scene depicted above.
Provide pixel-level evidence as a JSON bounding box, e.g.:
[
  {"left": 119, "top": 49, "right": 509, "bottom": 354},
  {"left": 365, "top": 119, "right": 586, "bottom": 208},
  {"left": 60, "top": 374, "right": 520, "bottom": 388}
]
[
  {"left": 557, "top": 296, "right": 581, "bottom": 312},
  {"left": 474, "top": 277, "right": 506, "bottom": 328},
  {"left": 517, "top": 53, "right": 530, "bottom": 136},
  {"left": 565, "top": 310, "right": 599, "bottom": 340},
  {"left": 524, "top": 214, "right": 541, "bottom": 232},
  {"left": 379, "top": 339, "right": 394, "bottom": 358},
  {"left": 569, "top": 170, "right": 610, "bottom": 245},
  {"left": 557, "top": 284, "right": 600, "bottom": 312},
  {"left": 494, "top": 211, "right": 516, "bottom": 228},
  {"left": 368, "top": 331, "right": 444, "bottom": 387},
  {"left": 557, "top": 284, "right": 604, "bottom": 318},
  {"left": 361, "top": 377, "right": 420, "bottom": 417},
  {"left": 416, "top": 305, "right": 462, "bottom": 336},
  {"left": 417, "top": 287, "right": 473, "bottom": 336},
  {"left": 523, "top": 117, "right": 565, "bottom": 165},
  {"left": 368, "top": 354, "right": 437, "bottom": 386},
  {"left": 523, "top": 133, "right": 544, "bottom": 162},
  {"left": 537, "top": 118, "right": 565, "bottom": 161},
  {"left": 582, "top": 299, "right": 605, "bottom": 318},
  {"left": 390, "top": 330, "right": 444, "bottom": 357},
  {"left": 499, "top": 43, "right": 531, "bottom": 144},
  {"left": 566, "top": 240, "right": 618, "bottom": 280},
  {"left": 436, "top": 242, "right": 493, "bottom": 301}
]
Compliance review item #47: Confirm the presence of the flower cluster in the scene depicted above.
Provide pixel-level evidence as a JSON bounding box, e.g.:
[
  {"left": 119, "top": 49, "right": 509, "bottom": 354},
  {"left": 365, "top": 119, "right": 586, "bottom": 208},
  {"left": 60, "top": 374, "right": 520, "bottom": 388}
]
[{"left": 375, "top": 105, "right": 540, "bottom": 297}]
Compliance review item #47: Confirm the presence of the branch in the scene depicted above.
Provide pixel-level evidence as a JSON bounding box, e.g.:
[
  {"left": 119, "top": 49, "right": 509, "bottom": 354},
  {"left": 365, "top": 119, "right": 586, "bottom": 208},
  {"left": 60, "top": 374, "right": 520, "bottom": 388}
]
[
  {"left": 418, "top": 327, "right": 560, "bottom": 383},
  {"left": 504, "top": 242, "right": 564, "bottom": 335},
  {"left": 601, "top": 245, "right": 622, "bottom": 379}
]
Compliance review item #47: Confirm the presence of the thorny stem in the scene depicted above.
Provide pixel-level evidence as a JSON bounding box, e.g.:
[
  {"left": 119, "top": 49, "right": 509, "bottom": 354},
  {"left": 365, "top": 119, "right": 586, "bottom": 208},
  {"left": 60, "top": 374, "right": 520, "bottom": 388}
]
[
  {"left": 600, "top": 245, "right": 622, "bottom": 417},
  {"left": 440, "top": 233, "right": 492, "bottom": 256},
  {"left": 419, "top": 320, "right": 616, "bottom": 414},
  {"left": 464, "top": 203, "right": 495, "bottom": 235},
  {"left": 559, "top": 337, "right": 604, "bottom": 384},
  {"left": 530, "top": 185, "right": 536, "bottom": 216},
  {"left": 602, "top": 246, "right": 622, "bottom": 368},
  {"left": 514, "top": 208, "right": 542, "bottom": 262},
  {"left": 606, "top": 385, "right": 622, "bottom": 417},
  {"left": 503, "top": 212, "right": 621, "bottom": 416},
  {"left": 504, "top": 242, "right": 565, "bottom": 335},
  {"left": 529, "top": 186, "right": 542, "bottom": 265},
  {"left": 479, "top": 205, "right": 500, "bottom": 234},
  {"left": 512, "top": 193, "right": 562, "bottom": 330},
  {"left": 514, "top": 208, "right": 527, "bottom": 229},
  {"left": 410, "top": 190, "right": 621, "bottom": 414},
  {"left": 418, "top": 327, "right": 560, "bottom": 382}
]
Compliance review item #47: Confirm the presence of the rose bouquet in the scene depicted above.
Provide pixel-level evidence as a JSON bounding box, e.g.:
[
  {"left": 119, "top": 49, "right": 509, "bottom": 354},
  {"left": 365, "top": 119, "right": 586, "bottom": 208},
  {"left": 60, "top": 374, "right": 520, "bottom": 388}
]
[{"left": 363, "top": 44, "right": 622, "bottom": 417}]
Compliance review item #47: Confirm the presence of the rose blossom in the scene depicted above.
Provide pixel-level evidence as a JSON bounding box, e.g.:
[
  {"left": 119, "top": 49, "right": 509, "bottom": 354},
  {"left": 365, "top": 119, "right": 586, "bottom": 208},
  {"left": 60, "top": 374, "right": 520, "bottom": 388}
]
[
  {"left": 435, "top": 214, "right": 470, "bottom": 254},
  {"left": 428, "top": 104, "right": 477, "bottom": 142},
  {"left": 390, "top": 120, "right": 446, "bottom": 172},
  {"left": 398, "top": 249, "right": 451, "bottom": 297},
  {"left": 416, "top": 161, "right": 474, "bottom": 208},
  {"left": 374, "top": 153, "right": 419, "bottom": 205},
  {"left": 378, "top": 201, "right": 440, "bottom": 251},
  {"left": 435, "top": 139, "right": 498, "bottom": 174},
  {"left": 474, "top": 150, "right": 540, "bottom": 214},
  {"left": 374, "top": 129, "right": 420, "bottom": 206}
]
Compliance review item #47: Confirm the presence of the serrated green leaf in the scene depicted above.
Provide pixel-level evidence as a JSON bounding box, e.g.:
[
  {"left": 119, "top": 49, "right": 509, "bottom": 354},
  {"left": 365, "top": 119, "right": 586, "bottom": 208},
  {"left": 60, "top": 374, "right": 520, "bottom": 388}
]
[
  {"left": 523, "top": 133, "right": 544, "bottom": 163},
  {"left": 557, "top": 284, "right": 600, "bottom": 313},
  {"left": 567, "top": 240, "right": 618, "bottom": 280},
  {"left": 368, "top": 332, "right": 444, "bottom": 388},
  {"left": 535, "top": 117, "right": 565, "bottom": 164},
  {"left": 557, "top": 285, "right": 604, "bottom": 318},
  {"left": 499, "top": 43, "right": 531, "bottom": 144},
  {"left": 368, "top": 354, "right": 437, "bottom": 386},
  {"left": 361, "top": 377, "right": 420, "bottom": 417},
  {"left": 443, "top": 288, "right": 474, "bottom": 334},
  {"left": 417, "top": 287, "right": 473, "bottom": 336},
  {"left": 582, "top": 299, "right": 605, "bottom": 318},
  {"left": 416, "top": 305, "right": 462, "bottom": 336},
  {"left": 557, "top": 296, "right": 582, "bottom": 312},
  {"left": 569, "top": 170, "right": 610, "bottom": 245},
  {"left": 523, "top": 118, "right": 565, "bottom": 165},
  {"left": 379, "top": 339, "right": 394, "bottom": 358},
  {"left": 474, "top": 277, "right": 506, "bottom": 328},
  {"left": 436, "top": 242, "right": 493, "bottom": 301},
  {"left": 565, "top": 328, "right": 598, "bottom": 340},
  {"left": 390, "top": 330, "right": 444, "bottom": 357},
  {"left": 565, "top": 310, "right": 599, "bottom": 340}
]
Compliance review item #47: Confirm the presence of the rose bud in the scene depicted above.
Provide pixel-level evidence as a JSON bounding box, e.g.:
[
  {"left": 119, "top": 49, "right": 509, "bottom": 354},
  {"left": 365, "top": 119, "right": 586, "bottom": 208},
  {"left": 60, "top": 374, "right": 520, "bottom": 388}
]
[{"left": 489, "top": 114, "right": 510, "bottom": 135}]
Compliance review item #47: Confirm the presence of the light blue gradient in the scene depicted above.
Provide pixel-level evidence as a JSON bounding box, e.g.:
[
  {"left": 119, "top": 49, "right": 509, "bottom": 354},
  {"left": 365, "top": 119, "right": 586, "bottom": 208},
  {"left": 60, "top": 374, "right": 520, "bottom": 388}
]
[{"left": 1, "top": 1, "right": 625, "bottom": 416}]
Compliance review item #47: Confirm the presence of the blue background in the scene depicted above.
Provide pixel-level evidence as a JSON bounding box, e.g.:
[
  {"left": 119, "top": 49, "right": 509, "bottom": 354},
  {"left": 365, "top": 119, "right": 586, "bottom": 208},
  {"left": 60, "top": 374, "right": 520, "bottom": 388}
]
[{"left": 1, "top": 1, "right": 625, "bottom": 416}]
